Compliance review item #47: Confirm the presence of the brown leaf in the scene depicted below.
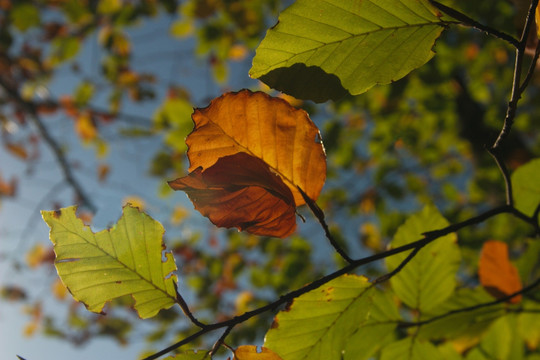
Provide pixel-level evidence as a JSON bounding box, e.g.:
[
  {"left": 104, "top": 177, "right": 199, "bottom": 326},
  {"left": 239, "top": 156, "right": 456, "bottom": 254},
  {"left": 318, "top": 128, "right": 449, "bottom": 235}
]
[
  {"left": 6, "top": 142, "right": 28, "bottom": 160},
  {"left": 478, "top": 240, "right": 522, "bottom": 304},
  {"left": 0, "top": 173, "right": 17, "bottom": 197},
  {"left": 186, "top": 90, "right": 326, "bottom": 206},
  {"left": 169, "top": 152, "right": 296, "bottom": 238},
  {"left": 233, "top": 345, "right": 283, "bottom": 360}
]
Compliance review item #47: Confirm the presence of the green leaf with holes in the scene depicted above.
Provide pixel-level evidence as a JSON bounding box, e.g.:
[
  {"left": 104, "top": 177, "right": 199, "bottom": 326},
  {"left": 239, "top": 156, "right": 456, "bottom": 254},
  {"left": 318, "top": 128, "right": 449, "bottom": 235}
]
[
  {"left": 385, "top": 205, "right": 460, "bottom": 312},
  {"left": 41, "top": 205, "right": 178, "bottom": 319},
  {"left": 250, "top": 0, "right": 450, "bottom": 102}
]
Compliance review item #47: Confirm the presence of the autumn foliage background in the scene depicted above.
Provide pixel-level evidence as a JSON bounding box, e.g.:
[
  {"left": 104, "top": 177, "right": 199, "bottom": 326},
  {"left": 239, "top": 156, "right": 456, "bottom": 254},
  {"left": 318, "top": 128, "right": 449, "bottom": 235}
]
[{"left": 0, "top": 0, "right": 540, "bottom": 359}]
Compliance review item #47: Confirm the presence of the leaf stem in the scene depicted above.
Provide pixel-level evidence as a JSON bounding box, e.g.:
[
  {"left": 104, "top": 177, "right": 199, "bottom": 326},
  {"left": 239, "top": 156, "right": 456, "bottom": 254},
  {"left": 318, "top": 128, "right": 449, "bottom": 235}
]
[
  {"left": 428, "top": 0, "right": 520, "bottom": 47},
  {"left": 297, "top": 187, "right": 354, "bottom": 264},
  {"left": 487, "top": 148, "right": 514, "bottom": 206},
  {"left": 399, "top": 275, "right": 540, "bottom": 328},
  {"left": 173, "top": 283, "right": 206, "bottom": 329}
]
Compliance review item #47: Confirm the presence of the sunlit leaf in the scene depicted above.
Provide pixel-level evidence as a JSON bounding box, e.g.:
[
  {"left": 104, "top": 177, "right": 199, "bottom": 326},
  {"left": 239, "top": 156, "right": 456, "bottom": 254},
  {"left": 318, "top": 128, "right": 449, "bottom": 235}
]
[
  {"left": 518, "top": 302, "right": 540, "bottom": 349},
  {"left": 169, "top": 152, "right": 296, "bottom": 238},
  {"left": 75, "top": 112, "right": 98, "bottom": 142},
  {"left": 478, "top": 240, "right": 522, "bottom": 304},
  {"left": 512, "top": 158, "right": 540, "bottom": 217},
  {"left": 476, "top": 315, "right": 523, "bottom": 360},
  {"left": 265, "top": 275, "right": 384, "bottom": 360},
  {"left": 386, "top": 205, "right": 460, "bottom": 312},
  {"left": 250, "top": 0, "right": 449, "bottom": 101},
  {"left": 41, "top": 205, "right": 178, "bottom": 319},
  {"left": 417, "top": 287, "right": 504, "bottom": 342},
  {"left": 10, "top": 3, "right": 40, "bottom": 31},
  {"left": 343, "top": 289, "right": 401, "bottom": 360},
  {"left": 186, "top": 90, "right": 326, "bottom": 206},
  {"left": 153, "top": 96, "right": 194, "bottom": 153},
  {"left": 163, "top": 350, "right": 210, "bottom": 359},
  {"left": 380, "top": 337, "right": 442, "bottom": 360},
  {"left": 234, "top": 345, "right": 283, "bottom": 360}
]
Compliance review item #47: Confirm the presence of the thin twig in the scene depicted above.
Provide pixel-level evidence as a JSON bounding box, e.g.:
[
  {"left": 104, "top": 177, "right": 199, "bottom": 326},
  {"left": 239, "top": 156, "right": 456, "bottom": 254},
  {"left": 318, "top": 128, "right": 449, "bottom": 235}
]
[
  {"left": 519, "top": 41, "right": 540, "bottom": 93},
  {"left": 297, "top": 187, "right": 354, "bottom": 264},
  {"left": 373, "top": 246, "right": 423, "bottom": 284},
  {"left": 144, "top": 204, "right": 528, "bottom": 360},
  {"left": 0, "top": 77, "right": 97, "bottom": 212},
  {"left": 174, "top": 283, "right": 206, "bottom": 329},
  {"left": 400, "top": 275, "right": 540, "bottom": 329},
  {"left": 487, "top": 148, "right": 513, "bottom": 206},
  {"left": 209, "top": 325, "right": 234, "bottom": 356},
  {"left": 429, "top": 0, "right": 520, "bottom": 47},
  {"left": 492, "top": 0, "right": 540, "bottom": 150}
]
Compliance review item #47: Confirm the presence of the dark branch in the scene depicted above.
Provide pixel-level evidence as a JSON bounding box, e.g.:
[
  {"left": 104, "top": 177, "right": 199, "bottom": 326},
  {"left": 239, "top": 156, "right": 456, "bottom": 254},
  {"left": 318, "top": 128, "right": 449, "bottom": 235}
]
[
  {"left": 297, "top": 187, "right": 354, "bottom": 264},
  {"left": 429, "top": 0, "right": 520, "bottom": 47},
  {"left": 0, "top": 77, "right": 97, "bottom": 212},
  {"left": 173, "top": 283, "right": 206, "bottom": 329},
  {"left": 487, "top": 148, "right": 513, "bottom": 206},
  {"left": 491, "top": 0, "right": 540, "bottom": 150},
  {"left": 400, "top": 275, "right": 540, "bottom": 328}
]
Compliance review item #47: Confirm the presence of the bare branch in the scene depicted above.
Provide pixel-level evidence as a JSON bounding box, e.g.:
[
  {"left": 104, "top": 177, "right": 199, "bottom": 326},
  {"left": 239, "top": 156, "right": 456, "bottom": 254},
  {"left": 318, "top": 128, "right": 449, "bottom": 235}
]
[
  {"left": 0, "top": 77, "right": 97, "bottom": 212},
  {"left": 297, "top": 187, "right": 354, "bottom": 264},
  {"left": 428, "top": 0, "right": 520, "bottom": 47}
]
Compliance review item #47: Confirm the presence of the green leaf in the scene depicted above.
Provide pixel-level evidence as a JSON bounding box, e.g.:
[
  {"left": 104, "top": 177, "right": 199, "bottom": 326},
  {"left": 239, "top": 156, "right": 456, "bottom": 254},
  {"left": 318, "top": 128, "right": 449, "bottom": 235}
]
[
  {"left": 49, "top": 36, "right": 81, "bottom": 66},
  {"left": 512, "top": 158, "right": 540, "bottom": 217},
  {"left": 74, "top": 81, "right": 96, "bottom": 107},
  {"left": 265, "top": 275, "right": 396, "bottom": 360},
  {"left": 250, "top": 0, "right": 448, "bottom": 102},
  {"left": 343, "top": 289, "right": 401, "bottom": 360},
  {"left": 386, "top": 205, "right": 460, "bottom": 312},
  {"left": 153, "top": 97, "right": 194, "bottom": 153},
  {"left": 417, "top": 287, "right": 505, "bottom": 341},
  {"left": 10, "top": 3, "right": 40, "bottom": 31},
  {"left": 477, "top": 315, "right": 524, "bottom": 360},
  {"left": 517, "top": 302, "right": 540, "bottom": 350},
  {"left": 163, "top": 350, "right": 210, "bottom": 359},
  {"left": 41, "top": 205, "right": 178, "bottom": 319},
  {"left": 380, "top": 337, "right": 442, "bottom": 360}
]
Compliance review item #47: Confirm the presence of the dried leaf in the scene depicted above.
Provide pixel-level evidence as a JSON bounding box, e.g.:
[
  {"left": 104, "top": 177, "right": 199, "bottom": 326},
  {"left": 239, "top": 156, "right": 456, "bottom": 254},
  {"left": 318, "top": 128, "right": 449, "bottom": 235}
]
[
  {"left": 478, "top": 240, "right": 522, "bottom": 304},
  {"left": 169, "top": 152, "right": 296, "bottom": 238},
  {"left": 234, "top": 346, "right": 283, "bottom": 360},
  {"left": 186, "top": 90, "right": 326, "bottom": 206},
  {"left": 6, "top": 142, "right": 28, "bottom": 159},
  {"left": 0, "top": 173, "right": 17, "bottom": 197},
  {"left": 75, "top": 111, "right": 97, "bottom": 141}
]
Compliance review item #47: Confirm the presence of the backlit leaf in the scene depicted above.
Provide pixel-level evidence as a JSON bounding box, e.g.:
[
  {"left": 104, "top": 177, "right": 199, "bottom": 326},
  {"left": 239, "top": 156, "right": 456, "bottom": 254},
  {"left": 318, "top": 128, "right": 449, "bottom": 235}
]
[
  {"left": 380, "top": 337, "right": 442, "bottom": 360},
  {"left": 385, "top": 205, "right": 460, "bottom": 312},
  {"left": 250, "top": 0, "right": 449, "bottom": 101},
  {"left": 163, "top": 350, "right": 210, "bottom": 359},
  {"left": 234, "top": 345, "right": 283, "bottom": 360},
  {"left": 41, "top": 205, "right": 178, "bottom": 319},
  {"left": 512, "top": 158, "right": 540, "bottom": 217},
  {"left": 169, "top": 152, "right": 296, "bottom": 238},
  {"left": 478, "top": 240, "right": 522, "bottom": 304},
  {"left": 264, "top": 275, "right": 389, "bottom": 360},
  {"left": 185, "top": 90, "right": 326, "bottom": 206}
]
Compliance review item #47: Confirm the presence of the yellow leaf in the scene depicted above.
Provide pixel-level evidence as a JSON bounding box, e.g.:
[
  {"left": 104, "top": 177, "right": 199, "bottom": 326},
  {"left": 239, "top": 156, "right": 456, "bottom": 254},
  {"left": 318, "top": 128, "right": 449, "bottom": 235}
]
[
  {"left": 75, "top": 111, "right": 97, "bottom": 141},
  {"left": 234, "top": 346, "right": 283, "bottom": 360},
  {"left": 171, "top": 206, "right": 189, "bottom": 225},
  {"left": 52, "top": 278, "right": 68, "bottom": 300},
  {"left": 536, "top": 5, "right": 540, "bottom": 39},
  {"left": 228, "top": 44, "right": 248, "bottom": 61},
  {"left": 123, "top": 196, "right": 146, "bottom": 210}
]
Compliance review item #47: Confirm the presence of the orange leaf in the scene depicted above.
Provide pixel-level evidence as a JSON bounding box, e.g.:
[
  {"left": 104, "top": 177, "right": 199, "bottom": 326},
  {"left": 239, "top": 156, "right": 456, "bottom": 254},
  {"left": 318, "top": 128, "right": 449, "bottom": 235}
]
[
  {"left": 6, "top": 142, "right": 28, "bottom": 159},
  {"left": 233, "top": 345, "right": 283, "bottom": 360},
  {"left": 478, "top": 240, "right": 522, "bottom": 304},
  {"left": 169, "top": 152, "right": 296, "bottom": 238},
  {"left": 186, "top": 90, "right": 326, "bottom": 206},
  {"left": 0, "top": 173, "right": 17, "bottom": 197}
]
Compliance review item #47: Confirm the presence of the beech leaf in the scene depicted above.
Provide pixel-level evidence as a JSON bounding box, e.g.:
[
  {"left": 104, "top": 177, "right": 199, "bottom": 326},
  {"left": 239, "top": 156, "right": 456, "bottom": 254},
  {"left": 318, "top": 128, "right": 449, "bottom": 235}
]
[
  {"left": 185, "top": 90, "right": 326, "bottom": 206},
  {"left": 250, "top": 0, "right": 449, "bottom": 101},
  {"left": 169, "top": 152, "right": 296, "bottom": 238},
  {"left": 41, "top": 205, "right": 178, "bottom": 319},
  {"left": 478, "top": 240, "right": 522, "bottom": 304}
]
